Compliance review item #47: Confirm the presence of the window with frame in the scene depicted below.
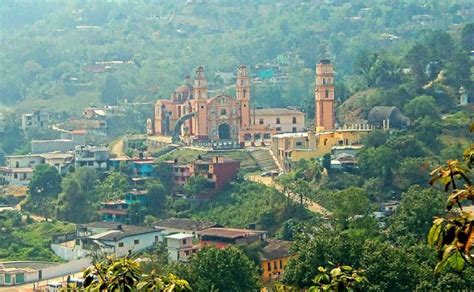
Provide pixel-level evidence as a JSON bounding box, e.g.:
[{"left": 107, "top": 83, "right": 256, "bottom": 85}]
[
  {"left": 118, "top": 242, "right": 124, "bottom": 247},
  {"left": 276, "top": 118, "right": 280, "bottom": 124},
  {"left": 276, "top": 127, "right": 281, "bottom": 132},
  {"left": 259, "top": 119, "right": 264, "bottom": 125},
  {"left": 134, "top": 239, "right": 140, "bottom": 245},
  {"left": 292, "top": 117, "right": 297, "bottom": 124}
]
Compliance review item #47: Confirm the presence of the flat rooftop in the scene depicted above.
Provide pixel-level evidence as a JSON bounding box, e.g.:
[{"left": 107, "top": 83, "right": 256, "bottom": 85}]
[
  {"left": 198, "top": 228, "right": 266, "bottom": 239},
  {"left": 155, "top": 218, "right": 217, "bottom": 231},
  {"left": 166, "top": 233, "right": 194, "bottom": 240}
]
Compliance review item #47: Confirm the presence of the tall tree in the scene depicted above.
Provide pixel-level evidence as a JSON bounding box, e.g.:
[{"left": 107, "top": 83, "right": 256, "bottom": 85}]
[
  {"left": 101, "top": 75, "right": 123, "bottom": 105},
  {"left": 2, "top": 114, "right": 26, "bottom": 154},
  {"left": 460, "top": 23, "right": 474, "bottom": 52},
  {"left": 404, "top": 95, "right": 440, "bottom": 121},
  {"left": 146, "top": 182, "right": 167, "bottom": 217},
  {"left": 56, "top": 168, "right": 99, "bottom": 222},
  {"left": 26, "top": 164, "right": 61, "bottom": 219},
  {"left": 182, "top": 246, "right": 260, "bottom": 292},
  {"left": 388, "top": 185, "right": 445, "bottom": 241}
]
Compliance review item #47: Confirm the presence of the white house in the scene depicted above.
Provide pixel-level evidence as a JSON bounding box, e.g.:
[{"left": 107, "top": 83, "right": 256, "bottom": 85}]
[
  {"left": 0, "top": 155, "right": 42, "bottom": 186},
  {"left": 52, "top": 222, "right": 163, "bottom": 260},
  {"left": 166, "top": 233, "right": 200, "bottom": 262},
  {"left": 0, "top": 153, "right": 74, "bottom": 186}
]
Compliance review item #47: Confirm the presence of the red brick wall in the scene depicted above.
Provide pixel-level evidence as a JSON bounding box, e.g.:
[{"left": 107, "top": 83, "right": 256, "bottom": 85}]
[{"left": 212, "top": 161, "right": 240, "bottom": 191}]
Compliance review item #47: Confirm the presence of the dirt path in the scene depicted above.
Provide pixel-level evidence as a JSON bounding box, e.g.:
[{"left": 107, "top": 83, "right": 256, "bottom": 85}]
[
  {"left": 110, "top": 138, "right": 126, "bottom": 158},
  {"left": 247, "top": 175, "right": 331, "bottom": 217}
]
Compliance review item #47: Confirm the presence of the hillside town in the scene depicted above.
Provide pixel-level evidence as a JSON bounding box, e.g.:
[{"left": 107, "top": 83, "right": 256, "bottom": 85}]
[{"left": 1, "top": 1, "right": 473, "bottom": 291}]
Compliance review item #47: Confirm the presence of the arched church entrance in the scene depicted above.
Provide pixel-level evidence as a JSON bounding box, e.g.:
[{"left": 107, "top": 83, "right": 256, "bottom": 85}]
[{"left": 218, "top": 123, "right": 231, "bottom": 140}]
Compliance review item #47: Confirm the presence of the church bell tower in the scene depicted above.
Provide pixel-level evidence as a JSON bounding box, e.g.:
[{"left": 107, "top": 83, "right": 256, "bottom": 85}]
[
  {"left": 315, "top": 59, "right": 335, "bottom": 132},
  {"left": 236, "top": 65, "right": 251, "bottom": 128},
  {"left": 193, "top": 66, "right": 208, "bottom": 139}
]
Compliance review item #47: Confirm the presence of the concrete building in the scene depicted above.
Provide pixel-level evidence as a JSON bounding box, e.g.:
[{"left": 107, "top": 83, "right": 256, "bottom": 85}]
[
  {"left": 0, "top": 153, "right": 74, "bottom": 186},
  {"left": 108, "top": 157, "right": 156, "bottom": 177},
  {"left": 0, "top": 155, "right": 43, "bottom": 186},
  {"left": 37, "top": 153, "right": 74, "bottom": 175},
  {"left": 252, "top": 108, "right": 305, "bottom": 134},
  {"left": 100, "top": 189, "right": 150, "bottom": 224},
  {"left": 31, "top": 130, "right": 86, "bottom": 154},
  {"left": 0, "top": 259, "right": 91, "bottom": 287},
  {"left": 21, "top": 109, "right": 50, "bottom": 131},
  {"left": 169, "top": 156, "right": 240, "bottom": 196},
  {"left": 166, "top": 233, "right": 199, "bottom": 262},
  {"left": 155, "top": 218, "right": 217, "bottom": 237},
  {"left": 52, "top": 222, "right": 163, "bottom": 260},
  {"left": 100, "top": 200, "right": 130, "bottom": 224},
  {"left": 270, "top": 127, "right": 371, "bottom": 171},
  {"left": 260, "top": 240, "right": 292, "bottom": 281},
  {"left": 74, "top": 145, "right": 109, "bottom": 170},
  {"left": 170, "top": 163, "right": 192, "bottom": 186},
  {"left": 197, "top": 227, "right": 267, "bottom": 249}
]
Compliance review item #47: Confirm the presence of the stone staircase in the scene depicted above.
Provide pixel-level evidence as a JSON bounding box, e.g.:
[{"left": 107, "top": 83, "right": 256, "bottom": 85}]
[{"left": 250, "top": 148, "right": 280, "bottom": 172}]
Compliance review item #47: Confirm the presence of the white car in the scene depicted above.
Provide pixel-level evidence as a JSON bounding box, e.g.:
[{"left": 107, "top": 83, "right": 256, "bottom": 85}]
[{"left": 47, "top": 282, "right": 62, "bottom": 292}]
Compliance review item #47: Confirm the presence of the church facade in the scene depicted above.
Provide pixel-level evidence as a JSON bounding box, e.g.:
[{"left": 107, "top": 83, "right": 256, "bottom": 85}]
[{"left": 152, "top": 65, "right": 305, "bottom": 145}]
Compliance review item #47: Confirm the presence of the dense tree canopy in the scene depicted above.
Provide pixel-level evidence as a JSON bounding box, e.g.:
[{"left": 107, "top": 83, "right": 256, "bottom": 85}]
[{"left": 178, "top": 246, "right": 260, "bottom": 292}]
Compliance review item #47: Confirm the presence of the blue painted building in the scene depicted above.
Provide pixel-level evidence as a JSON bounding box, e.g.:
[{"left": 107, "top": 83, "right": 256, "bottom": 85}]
[{"left": 101, "top": 189, "right": 150, "bottom": 224}]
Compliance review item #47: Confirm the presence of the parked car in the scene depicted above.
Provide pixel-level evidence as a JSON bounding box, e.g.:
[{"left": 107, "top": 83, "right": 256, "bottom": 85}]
[{"left": 47, "top": 282, "right": 62, "bottom": 292}]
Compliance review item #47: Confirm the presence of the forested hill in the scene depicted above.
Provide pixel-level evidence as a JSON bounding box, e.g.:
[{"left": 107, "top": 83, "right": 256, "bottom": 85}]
[{"left": 0, "top": 0, "right": 472, "bottom": 114}]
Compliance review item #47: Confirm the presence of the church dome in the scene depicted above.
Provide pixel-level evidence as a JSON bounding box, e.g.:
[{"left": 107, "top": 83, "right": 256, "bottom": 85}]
[{"left": 171, "top": 84, "right": 193, "bottom": 102}]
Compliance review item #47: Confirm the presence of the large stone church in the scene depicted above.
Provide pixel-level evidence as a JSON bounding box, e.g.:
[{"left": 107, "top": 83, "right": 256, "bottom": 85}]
[{"left": 151, "top": 65, "right": 305, "bottom": 145}]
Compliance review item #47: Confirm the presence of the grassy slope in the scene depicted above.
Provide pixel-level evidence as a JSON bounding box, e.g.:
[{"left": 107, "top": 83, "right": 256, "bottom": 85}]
[
  {"left": 13, "top": 90, "right": 100, "bottom": 115},
  {"left": 0, "top": 221, "right": 75, "bottom": 262},
  {"left": 190, "top": 180, "right": 310, "bottom": 234}
]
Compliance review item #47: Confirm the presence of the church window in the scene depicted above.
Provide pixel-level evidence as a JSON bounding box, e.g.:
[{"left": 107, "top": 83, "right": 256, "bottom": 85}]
[
  {"left": 325, "top": 90, "right": 329, "bottom": 98},
  {"left": 243, "top": 89, "right": 247, "bottom": 98},
  {"left": 221, "top": 109, "right": 227, "bottom": 116}
]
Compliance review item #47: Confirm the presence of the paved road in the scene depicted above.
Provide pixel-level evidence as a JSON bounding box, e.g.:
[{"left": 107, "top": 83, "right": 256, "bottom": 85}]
[{"left": 247, "top": 174, "right": 331, "bottom": 217}]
